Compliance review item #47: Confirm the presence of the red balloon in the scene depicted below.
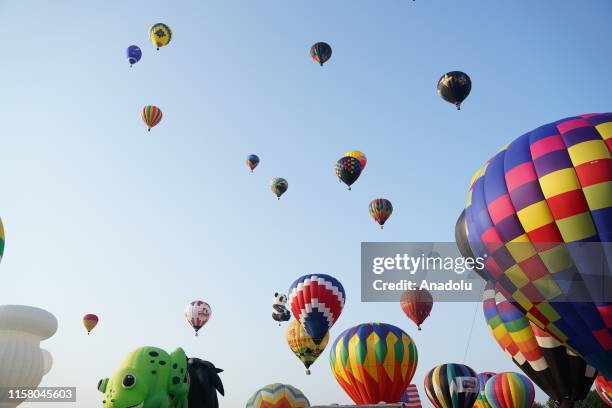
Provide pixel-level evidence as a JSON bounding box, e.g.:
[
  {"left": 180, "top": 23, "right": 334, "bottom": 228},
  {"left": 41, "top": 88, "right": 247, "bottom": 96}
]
[{"left": 400, "top": 289, "right": 433, "bottom": 330}]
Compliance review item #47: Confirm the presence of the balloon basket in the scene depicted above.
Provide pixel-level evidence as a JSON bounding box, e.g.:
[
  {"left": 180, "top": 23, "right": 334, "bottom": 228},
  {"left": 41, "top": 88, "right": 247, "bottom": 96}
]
[{"left": 306, "top": 369, "right": 311, "bottom": 375}]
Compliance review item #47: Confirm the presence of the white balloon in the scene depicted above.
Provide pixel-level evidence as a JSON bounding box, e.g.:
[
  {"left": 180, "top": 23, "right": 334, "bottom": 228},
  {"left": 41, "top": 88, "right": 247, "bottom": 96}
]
[{"left": 0, "top": 305, "right": 57, "bottom": 408}]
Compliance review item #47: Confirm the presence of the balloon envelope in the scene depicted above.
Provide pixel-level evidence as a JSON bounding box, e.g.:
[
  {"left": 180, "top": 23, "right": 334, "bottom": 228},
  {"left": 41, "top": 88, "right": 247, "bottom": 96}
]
[
  {"left": 369, "top": 198, "right": 393, "bottom": 228},
  {"left": 484, "top": 372, "right": 535, "bottom": 408},
  {"left": 336, "top": 156, "right": 362, "bottom": 189},
  {"left": 141, "top": 105, "right": 162, "bottom": 131},
  {"left": 424, "top": 363, "right": 479, "bottom": 408},
  {"left": 344, "top": 150, "right": 367, "bottom": 170},
  {"left": 285, "top": 320, "right": 329, "bottom": 374},
  {"left": 246, "top": 154, "right": 260, "bottom": 172},
  {"left": 288, "top": 274, "right": 344, "bottom": 345},
  {"left": 464, "top": 112, "right": 612, "bottom": 378},
  {"left": 149, "top": 23, "right": 172, "bottom": 49},
  {"left": 310, "top": 42, "right": 332, "bottom": 66},
  {"left": 330, "top": 322, "right": 418, "bottom": 404},
  {"left": 245, "top": 383, "right": 310, "bottom": 408},
  {"left": 400, "top": 288, "right": 432, "bottom": 330},
  {"left": 185, "top": 300, "right": 211, "bottom": 335},
  {"left": 82, "top": 314, "right": 98, "bottom": 334},
  {"left": 270, "top": 177, "right": 288, "bottom": 199},
  {"left": 437, "top": 71, "right": 471, "bottom": 109},
  {"left": 126, "top": 45, "right": 142, "bottom": 66},
  {"left": 474, "top": 372, "right": 496, "bottom": 408}
]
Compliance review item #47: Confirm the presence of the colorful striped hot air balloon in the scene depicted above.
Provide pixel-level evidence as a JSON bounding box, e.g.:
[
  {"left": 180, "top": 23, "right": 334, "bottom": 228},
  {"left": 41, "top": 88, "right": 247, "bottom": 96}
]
[
  {"left": 310, "top": 42, "right": 332, "bottom": 66},
  {"left": 369, "top": 198, "right": 393, "bottom": 229},
  {"left": 483, "top": 283, "right": 596, "bottom": 404},
  {"left": 424, "top": 363, "right": 479, "bottom": 408},
  {"left": 149, "top": 23, "right": 172, "bottom": 50},
  {"left": 288, "top": 274, "right": 345, "bottom": 345},
  {"left": 329, "top": 323, "right": 418, "bottom": 404},
  {"left": 246, "top": 154, "right": 260, "bottom": 173},
  {"left": 185, "top": 300, "right": 211, "bottom": 336},
  {"left": 344, "top": 150, "right": 367, "bottom": 170},
  {"left": 141, "top": 105, "right": 162, "bottom": 131},
  {"left": 464, "top": 113, "right": 612, "bottom": 378},
  {"left": 270, "top": 177, "right": 288, "bottom": 200},
  {"left": 245, "top": 383, "right": 310, "bottom": 408},
  {"left": 285, "top": 320, "right": 329, "bottom": 375},
  {"left": 595, "top": 376, "right": 612, "bottom": 406},
  {"left": 400, "top": 288, "right": 433, "bottom": 330},
  {"left": 474, "top": 372, "right": 496, "bottom": 408},
  {"left": 82, "top": 314, "right": 98, "bottom": 334},
  {"left": 484, "top": 372, "right": 535, "bottom": 408}
]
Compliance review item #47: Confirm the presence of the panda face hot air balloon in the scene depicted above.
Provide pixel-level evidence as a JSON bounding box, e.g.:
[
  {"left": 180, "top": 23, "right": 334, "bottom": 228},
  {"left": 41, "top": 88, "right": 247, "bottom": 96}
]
[
  {"left": 329, "top": 323, "right": 418, "bottom": 405},
  {"left": 464, "top": 112, "right": 612, "bottom": 378},
  {"left": 288, "top": 274, "right": 345, "bottom": 345}
]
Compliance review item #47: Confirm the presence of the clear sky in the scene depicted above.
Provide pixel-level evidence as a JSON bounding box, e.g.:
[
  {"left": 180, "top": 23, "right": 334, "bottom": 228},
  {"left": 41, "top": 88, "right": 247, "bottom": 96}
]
[{"left": 0, "top": 0, "right": 610, "bottom": 406}]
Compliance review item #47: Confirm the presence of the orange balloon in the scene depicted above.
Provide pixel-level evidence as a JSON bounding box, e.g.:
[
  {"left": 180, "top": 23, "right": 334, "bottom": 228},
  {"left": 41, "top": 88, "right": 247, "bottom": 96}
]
[{"left": 83, "top": 314, "right": 98, "bottom": 334}]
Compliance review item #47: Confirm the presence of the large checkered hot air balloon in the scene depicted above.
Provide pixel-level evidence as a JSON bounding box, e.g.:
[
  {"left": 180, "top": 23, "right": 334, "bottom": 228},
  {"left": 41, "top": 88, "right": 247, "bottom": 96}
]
[
  {"left": 424, "top": 363, "right": 479, "bottom": 408},
  {"left": 483, "top": 283, "right": 596, "bottom": 404},
  {"left": 464, "top": 113, "right": 612, "bottom": 378},
  {"left": 329, "top": 323, "right": 418, "bottom": 404},
  {"left": 288, "top": 274, "right": 345, "bottom": 345},
  {"left": 245, "top": 383, "right": 310, "bottom": 408},
  {"left": 336, "top": 156, "right": 362, "bottom": 190}
]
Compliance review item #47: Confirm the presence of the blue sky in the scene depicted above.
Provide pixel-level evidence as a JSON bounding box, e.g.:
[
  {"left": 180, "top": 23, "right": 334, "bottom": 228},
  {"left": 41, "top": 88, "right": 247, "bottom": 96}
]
[{"left": 0, "top": 0, "right": 610, "bottom": 406}]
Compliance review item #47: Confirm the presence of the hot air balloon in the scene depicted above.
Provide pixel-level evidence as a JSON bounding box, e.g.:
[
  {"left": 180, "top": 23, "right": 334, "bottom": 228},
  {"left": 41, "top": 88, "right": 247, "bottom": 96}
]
[
  {"left": 286, "top": 320, "right": 329, "bottom": 375},
  {"left": 310, "top": 42, "right": 332, "bottom": 66},
  {"left": 484, "top": 372, "right": 535, "bottom": 408},
  {"left": 336, "top": 156, "right": 362, "bottom": 190},
  {"left": 330, "top": 322, "right": 418, "bottom": 404},
  {"left": 270, "top": 177, "right": 288, "bottom": 199},
  {"left": 82, "top": 314, "right": 98, "bottom": 334},
  {"left": 126, "top": 45, "right": 142, "bottom": 67},
  {"left": 400, "top": 288, "right": 433, "bottom": 330},
  {"left": 437, "top": 71, "right": 471, "bottom": 110},
  {"left": 464, "top": 112, "right": 612, "bottom": 378},
  {"left": 185, "top": 300, "right": 211, "bottom": 336},
  {"left": 401, "top": 384, "right": 422, "bottom": 407},
  {"left": 288, "top": 274, "right": 345, "bottom": 345},
  {"left": 474, "top": 372, "right": 496, "bottom": 408},
  {"left": 595, "top": 376, "right": 612, "bottom": 406},
  {"left": 141, "top": 105, "right": 162, "bottom": 131},
  {"left": 149, "top": 23, "right": 172, "bottom": 50},
  {"left": 483, "top": 283, "right": 597, "bottom": 406},
  {"left": 424, "top": 363, "right": 479, "bottom": 408},
  {"left": 0, "top": 216, "right": 5, "bottom": 264},
  {"left": 246, "top": 154, "right": 260, "bottom": 173},
  {"left": 246, "top": 383, "right": 310, "bottom": 408},
  {"left": 369, "top": 198, "right": 393, "bottom": 229},
  {"left": 344, "top": 150, "right": 367, "bottom": 170}
]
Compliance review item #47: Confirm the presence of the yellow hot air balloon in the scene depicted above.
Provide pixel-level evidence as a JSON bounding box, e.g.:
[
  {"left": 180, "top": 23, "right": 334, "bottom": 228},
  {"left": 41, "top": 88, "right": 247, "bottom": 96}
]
[
  {"left": 149, "top": 23, "right": 172, "bottom": 50},
  {"left": 344, "top": 150, "right": 367, "bottom": 170},
  {"left": 285, "top": 320, "right": 329, "bottom": 375}
]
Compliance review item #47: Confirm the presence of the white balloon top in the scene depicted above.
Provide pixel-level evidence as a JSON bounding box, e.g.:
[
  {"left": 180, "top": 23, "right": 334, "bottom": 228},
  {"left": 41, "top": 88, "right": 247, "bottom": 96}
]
[{"left": 0, "top": 305, "right": 58, "bottom": 340}]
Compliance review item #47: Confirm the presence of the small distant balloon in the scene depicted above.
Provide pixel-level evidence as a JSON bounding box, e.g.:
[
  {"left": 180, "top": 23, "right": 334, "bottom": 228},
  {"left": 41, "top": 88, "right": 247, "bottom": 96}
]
[
  {"left": 83, "top": 314, "right": 98, "bottom": 334},
  {"left": 126, "top": 45, "right": 142, "bottom": 67},
  {"left": 310, "top": 42, "right": 332, "bottom": 66},
  {"left": 344, "top": 150, "right": 366, "bottom": 170},
  {"left": 336, "top": 157, "right": 362, "bottom": 190},
  {"left": 141, "top": 105, "right": 162, "bottom": 131},
  {"left": 246, "top": 154, "right": 260, "bottom": 173},
  {"left": 185, "top": 300, "right": 211, "bottom": 336},
  {"left": 149, "top": 23, "right": 172, "bottom": 50},
  {"left": 437, "top": 71, "right": 471, "bottom": 110},
  {"left": 400, "top": 288, "right": 433, "bottom": 330},
  {"left": 369, "top": 198, "right": 393, "bottom": 229},
  {"left": 271, "top": 178, "right": 288, "bottom": 200}
]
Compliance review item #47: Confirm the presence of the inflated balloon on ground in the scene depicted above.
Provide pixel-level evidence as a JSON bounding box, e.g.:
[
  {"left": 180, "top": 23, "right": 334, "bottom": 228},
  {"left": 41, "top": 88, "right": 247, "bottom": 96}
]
[
  {"left": 424, "top": 363, "right": 479, "bottom": 408},
  {"left": 246, "top": 383, "right": 310, "bottom": 408},
  {"left": 484, "top": 372, "right": 535, "bottom": 408},
  {"left": 474, "top": 372, "right": 496, "bottom": 408}
]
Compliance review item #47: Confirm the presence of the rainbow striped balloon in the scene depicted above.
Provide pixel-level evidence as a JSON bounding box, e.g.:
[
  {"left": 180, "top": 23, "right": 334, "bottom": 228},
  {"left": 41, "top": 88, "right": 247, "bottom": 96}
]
[
  {"left": 484, "top": 372, "right": 535, "bottom": 408},
  {"left": 464, "top": 113, "right": 612, "bottom": 378},
  {"left": 595, "top": 376, "right": 612, "bottom": 406},
  {"left": 474, "top": 372, "right": 496, "bottom": 408},
  {"left": 330, "top": 322, "right": 418, "bottom": 404},
  {"left": 245, "top": 383, "right": 310, "bottom": 408},
  {"left": 141, "top": 105, "right": 162, "bottom": 131}
]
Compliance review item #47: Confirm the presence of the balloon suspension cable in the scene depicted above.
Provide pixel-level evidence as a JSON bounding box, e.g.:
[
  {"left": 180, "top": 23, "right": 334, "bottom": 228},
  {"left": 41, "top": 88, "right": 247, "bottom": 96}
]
[{"left": 462, "top": 302, "right": 479, "bottom": 363}]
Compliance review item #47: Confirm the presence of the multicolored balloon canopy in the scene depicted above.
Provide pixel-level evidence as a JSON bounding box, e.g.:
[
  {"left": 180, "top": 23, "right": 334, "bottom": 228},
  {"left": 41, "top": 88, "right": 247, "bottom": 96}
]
[
  {"left": 474, "top": 372, "right": 496, "bottom": 408},
  {"left": 464, "top": 112, "right": 612, "bottom": 378},
  {"left": 285, "top": 320, "right": 329, "bottom": 375},
  {"left": 344, "top": 150, "right": 367, "bottom": 170},
  {"left": 424, "top": 363, "right": 479, "bottom": 408},
  {"left": 185, "top": 300, "right": 211, "bottom": 336},
  {"left": 82, "top": 314, "right": 98, "bottom": 334},
  {"left": 400, "top": 288, "right": 433, "bottom": 330},
  {"left": 595, "top": 376, "right": 612, "bottom": 406},
  {"left": 288, "top": 274, "right": 345, "bottom": 345},
  {"left": 149, "top": 23, "right": 172, "bottom": 50},
  {"left": 310, "top": 42, "right": 332, "bottom": 66},
  {"left": 330, "top": 322, "right": 418, "bottom": 404},
  {"left": 246, "top": 154, "right": 260, "bottom": 173},
  {"left": 484, "top": 372, "right": 535, "bottom": 408},
  {"left": 369, "top": 198, "right": 393, "bottom": 229},
  {"left": 336, "top": 156, "right": 362, "bottom": 190},
  {"left": 246, "top": 383, "right": 310, "bottom": 408},
  {"left": 141, "top": 105, "right": 162, "bottom": 131},
  {"left": 483, "top": 283, "right": 596, "bottom": 402},
  {"left": 270, "top": 177, "right": 288, "bottom": 199}
]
